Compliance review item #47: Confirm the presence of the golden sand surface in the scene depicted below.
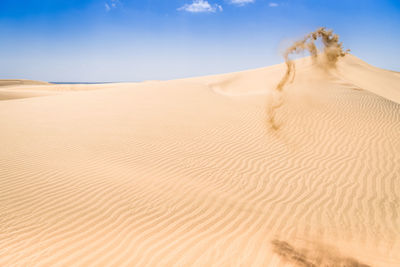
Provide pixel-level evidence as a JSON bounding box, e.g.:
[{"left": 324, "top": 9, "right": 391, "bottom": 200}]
[{"left": 0, "top": 55, "right": 399, "bottom": 266}]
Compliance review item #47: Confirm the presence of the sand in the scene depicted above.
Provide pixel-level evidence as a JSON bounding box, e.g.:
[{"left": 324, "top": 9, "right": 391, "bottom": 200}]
[{"left": 0, "top": 54, "right": 399, "bottom": 266}]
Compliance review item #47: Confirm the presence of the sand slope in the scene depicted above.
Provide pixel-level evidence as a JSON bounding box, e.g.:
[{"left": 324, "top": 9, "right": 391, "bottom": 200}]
[
  {"left": 0, "top": 79, "right": 50, "bottom": 87},
  {"left": 0, "top": 55, "right": 399, "bottom": 266},
  {"left": 0, "top": 80, "right": 132, "bottom": 100},
  {"left": 0, "top": 80, "right": 53, "bottom": 100}
]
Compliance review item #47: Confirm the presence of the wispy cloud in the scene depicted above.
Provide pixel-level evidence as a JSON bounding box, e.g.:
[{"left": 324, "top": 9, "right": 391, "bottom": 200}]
[
  {"left": 105, "top": 3, "right": 111, "bottom": 11},
  {"left": 229, "top": 0, "right": 255, "bottom": 6},
  {"left": 269, "top": 2, "right": 278, "bottom": 7},
  {"left": 105, "top": 0, "right": 120, "bottom": 11},
  {"left": 178, "top": 0, "right": 223, "bottom": 13}
]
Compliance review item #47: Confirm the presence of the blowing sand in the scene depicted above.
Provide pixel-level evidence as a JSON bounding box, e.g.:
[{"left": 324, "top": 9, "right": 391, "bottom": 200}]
[{"left": 0, "top": 54, "right": 399, "bottom": 266}]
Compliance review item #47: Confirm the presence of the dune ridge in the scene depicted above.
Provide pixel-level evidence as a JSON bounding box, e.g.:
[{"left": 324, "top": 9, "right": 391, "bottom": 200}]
[
  {"left": 0, "top": 79, "right": 50, "bottom": 87},
  {"left": 0, "top": 81, "right": 139, "bottom": 100},
  {"left": 267, "top": 27, "right": 349, "bottom": 129},
  {"left": 0, "top": 55, "right": 399, "bottom": 266}
]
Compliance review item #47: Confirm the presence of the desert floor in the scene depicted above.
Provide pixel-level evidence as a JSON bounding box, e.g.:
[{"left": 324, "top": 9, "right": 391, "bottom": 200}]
[{"left": 1, "top": 54, "right": 399, "bottom": 266}]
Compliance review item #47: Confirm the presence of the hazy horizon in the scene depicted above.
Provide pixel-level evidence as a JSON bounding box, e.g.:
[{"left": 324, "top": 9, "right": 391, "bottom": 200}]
[{"left": 1, "top": 0, "right": 399, "bottom": 82}]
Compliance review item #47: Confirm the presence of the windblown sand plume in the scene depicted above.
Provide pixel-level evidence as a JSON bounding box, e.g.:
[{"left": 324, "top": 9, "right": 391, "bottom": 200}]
[
  {"left": 0, "top": 53, "right": 399, "bottom": 265},
  {"left": 267, "top": 27, "right": 350, "bottom": 129}
]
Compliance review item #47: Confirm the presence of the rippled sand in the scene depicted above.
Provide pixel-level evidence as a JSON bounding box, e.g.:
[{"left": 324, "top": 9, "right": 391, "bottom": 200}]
[{"left": 1, "top": 55, "right": 399, "bottom": 266}]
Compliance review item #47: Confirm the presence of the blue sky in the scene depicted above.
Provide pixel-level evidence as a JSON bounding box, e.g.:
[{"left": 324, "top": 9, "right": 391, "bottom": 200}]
[{"left": 1, "top": 0, "right": 399, "bottom": 82}]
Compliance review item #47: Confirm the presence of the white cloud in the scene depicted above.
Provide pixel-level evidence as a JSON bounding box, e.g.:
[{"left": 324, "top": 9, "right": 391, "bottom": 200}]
[
  {"left": 269, "top": 2, "right": 278, "bottom": 7},
  {"left": 178, "top": 0, "right": 223, "bottom": 13},
  {"left": 230, "top": 0, "right": 255, "bottom": 6},
  {"left": 105, "top": 3, "right": 110, "bottom": 11},
  {"left": 105, "top": 0, "right": 120, "bottom": 11}
]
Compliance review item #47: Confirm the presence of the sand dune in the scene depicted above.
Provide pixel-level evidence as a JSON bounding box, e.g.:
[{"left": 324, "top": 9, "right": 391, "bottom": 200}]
[
  {"left": 0, "top": 80, "right": 54, "bottom": 100},
  {"left": 0, "top": 81, "right": 136, "bottom": 101},
  {"left": 0, "top": 79, "right": 50, "bottom": 87},
  {"left": 0, "top": 55, "right": 399, "bottom": 266}
]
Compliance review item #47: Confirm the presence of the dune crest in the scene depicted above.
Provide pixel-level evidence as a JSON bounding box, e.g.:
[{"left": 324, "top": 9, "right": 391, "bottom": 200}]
[{"left": 267, "top": 27, "right": 349, "bottom": 129}]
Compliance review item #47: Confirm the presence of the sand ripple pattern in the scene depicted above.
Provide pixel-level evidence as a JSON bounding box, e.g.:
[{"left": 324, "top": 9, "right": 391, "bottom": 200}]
[{"left": 1, "top": 56, "right": 400, "bottom": 266}]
